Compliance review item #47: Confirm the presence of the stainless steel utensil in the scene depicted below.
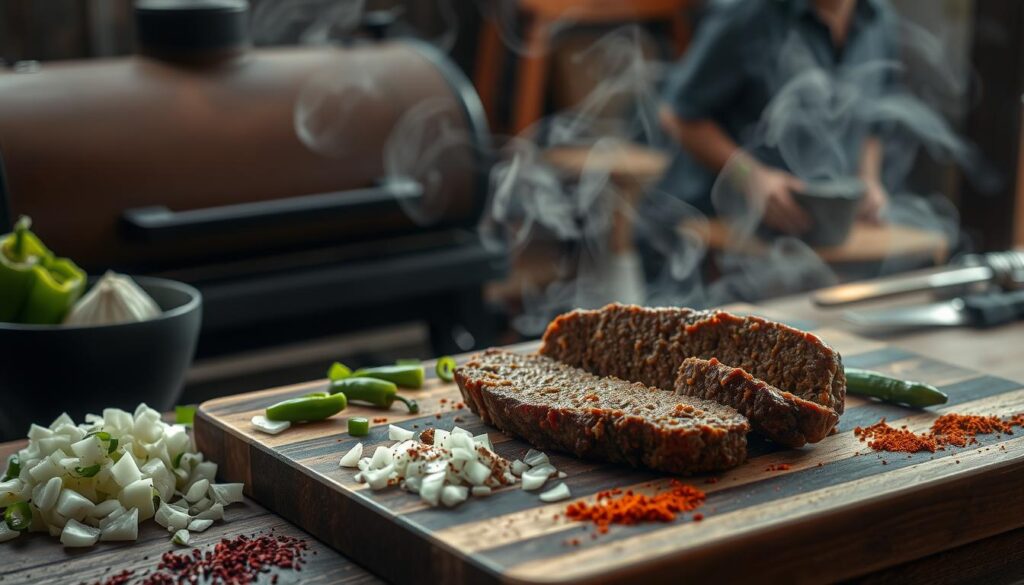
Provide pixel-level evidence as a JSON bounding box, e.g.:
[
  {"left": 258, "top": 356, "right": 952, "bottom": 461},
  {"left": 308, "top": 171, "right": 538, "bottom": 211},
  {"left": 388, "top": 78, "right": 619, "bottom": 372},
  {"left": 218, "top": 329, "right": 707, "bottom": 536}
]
[
  {"left": 842, "top": 289, "right": 1024, "bottom": 329},
  {"left": 813, "top": 250, "right": 1024, "bottom": 307}
]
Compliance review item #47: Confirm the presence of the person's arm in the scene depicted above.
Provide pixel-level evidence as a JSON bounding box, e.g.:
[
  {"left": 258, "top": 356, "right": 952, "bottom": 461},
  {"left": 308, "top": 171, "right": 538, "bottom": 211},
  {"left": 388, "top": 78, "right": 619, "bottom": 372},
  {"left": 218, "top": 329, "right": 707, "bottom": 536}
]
[
  {"left": 659, "top": 106, "right": 811, "bottom": 234},
  {"left": 857, "top": 136, "right": 888, "bottom": 222}
]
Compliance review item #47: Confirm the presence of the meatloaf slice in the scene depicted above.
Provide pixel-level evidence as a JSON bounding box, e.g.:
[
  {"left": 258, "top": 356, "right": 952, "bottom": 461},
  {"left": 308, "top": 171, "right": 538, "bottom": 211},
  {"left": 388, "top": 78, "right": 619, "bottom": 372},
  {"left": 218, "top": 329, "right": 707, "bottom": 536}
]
[
  {"left": 675, "top": 358, "right": 839, "bottom": 447},
  {"left": 455, "top": 349, "right": 749, "bottom": 474},
  {"left": 539, "top": 303, "right": 846, "bottom": 415}
]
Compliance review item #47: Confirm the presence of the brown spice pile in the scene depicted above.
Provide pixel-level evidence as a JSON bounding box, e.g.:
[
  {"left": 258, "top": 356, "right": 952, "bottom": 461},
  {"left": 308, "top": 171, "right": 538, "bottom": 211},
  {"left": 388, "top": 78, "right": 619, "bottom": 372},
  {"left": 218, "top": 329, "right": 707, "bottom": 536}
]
[
  {"left": 854, "top": 413, "right": 1022, "bottom": 453},
  {"left": 142, "top": 534, "right": 308, "bottom": 585},
  {"left": 564, "top": 481, "right": 706, "bottom": 534}
]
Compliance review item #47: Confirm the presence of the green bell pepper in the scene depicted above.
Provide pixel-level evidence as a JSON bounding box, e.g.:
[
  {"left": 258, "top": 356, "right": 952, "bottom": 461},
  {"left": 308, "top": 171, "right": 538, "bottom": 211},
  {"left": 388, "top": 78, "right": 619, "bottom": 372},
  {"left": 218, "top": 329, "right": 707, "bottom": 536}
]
[{"left": 0, "top": 216, "right": 86, "bottom": 324}]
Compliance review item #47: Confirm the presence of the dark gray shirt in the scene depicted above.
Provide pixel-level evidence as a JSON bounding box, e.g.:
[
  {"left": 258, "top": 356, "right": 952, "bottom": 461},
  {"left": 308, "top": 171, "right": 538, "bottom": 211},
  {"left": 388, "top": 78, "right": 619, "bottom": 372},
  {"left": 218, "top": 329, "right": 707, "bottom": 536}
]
[{"left": 658, "top": 0, "right": 899, "bottom": 213}]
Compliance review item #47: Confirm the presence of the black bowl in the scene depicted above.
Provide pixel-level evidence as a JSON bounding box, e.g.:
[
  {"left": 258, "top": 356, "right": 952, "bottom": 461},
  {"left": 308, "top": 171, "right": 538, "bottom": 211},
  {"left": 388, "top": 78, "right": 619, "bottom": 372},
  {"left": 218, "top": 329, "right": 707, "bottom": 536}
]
[
  {"left": 792, "top": 178, "right": 864, "bottom": 247},
  {"left": 0, "top": 277, "right": 202, "bottom": 441}
]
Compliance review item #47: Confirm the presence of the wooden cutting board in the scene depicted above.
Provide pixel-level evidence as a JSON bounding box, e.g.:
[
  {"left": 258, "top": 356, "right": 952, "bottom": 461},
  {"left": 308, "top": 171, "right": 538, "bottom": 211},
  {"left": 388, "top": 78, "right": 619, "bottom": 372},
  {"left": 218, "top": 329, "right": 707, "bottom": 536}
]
[{"left": 194, "top": 324, "right": 1024, "bottom": 585}]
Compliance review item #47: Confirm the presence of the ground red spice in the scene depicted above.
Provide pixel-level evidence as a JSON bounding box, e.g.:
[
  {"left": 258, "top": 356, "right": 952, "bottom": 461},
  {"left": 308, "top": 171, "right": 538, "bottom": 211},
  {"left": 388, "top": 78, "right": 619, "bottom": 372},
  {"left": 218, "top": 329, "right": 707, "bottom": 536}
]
[
  {"left": 765, "top": 464, "right": 792, "bottom": 472},
  {"left": 564, "top": 481, "right": 705, "bottom": 534},
  {"left": 130, "top": 533, "right": 308, "bottom": 585},
  {"left": 854, "top": 413, "right": 1023, "bottom": 453}
]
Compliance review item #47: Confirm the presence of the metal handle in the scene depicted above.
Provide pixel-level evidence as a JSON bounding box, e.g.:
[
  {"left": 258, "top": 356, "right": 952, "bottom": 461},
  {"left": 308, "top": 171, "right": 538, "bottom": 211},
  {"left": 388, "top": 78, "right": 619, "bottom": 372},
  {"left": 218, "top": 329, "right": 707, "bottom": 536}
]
[
  {"left": 121, "top": 177, "right": 422, "bottom": 242},
  {"left": 963, "top": 289, "right": 1024, "bottom": 327}
]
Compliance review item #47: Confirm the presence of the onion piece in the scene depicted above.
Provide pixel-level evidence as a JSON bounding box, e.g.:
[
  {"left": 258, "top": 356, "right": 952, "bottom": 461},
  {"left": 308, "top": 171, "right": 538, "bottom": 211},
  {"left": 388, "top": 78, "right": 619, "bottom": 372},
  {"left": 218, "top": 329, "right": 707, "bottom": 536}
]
[
  {"left": 209, "top": 483, "right": 244, "bottom": 506},
  {"left": 60, "top": 519, "right": 101, "bottom": 547},
  {"left": 388, "top": 425, "right": 415, "bottom": 441},
  {"left": 511, "top": 460, "right": 529, "bottom": 476},
  {"left": 55, "top": 489, "right": 94, "bottom": 520},
  {"left": 188, "top": 518, "right": 214, "bottom": 533},
  {"left": 471, "top": 486, "right": 492, "bottom": 497},
  {"left": 539, "top": 482, "right": 571, "bottom": 503},
  {"left": 110, "top": 453, "right": 142, "bottom": 487},
  {"left": 172, "top": 529, "right": 190, "bottom": 546},
  {"left": 100, "top": 507, "right": 138, "bottom": 542},
  {"left": 339, "top": 443, "right": 363, "bottom": 468},
  {"left": 441, "top": 485, "right": 468, "bottom": 507},
  {"left": 251, "top": 416, "right": 291, "bottom": 435},
  {"left": 523, "top": 449, "right": 549, "bottom": 467},
  {"left": 185, "top": 479, "right": 209, "bottom": 503},
  {"left": 521, "top": 468, "right": 549, "bottom": 491}
]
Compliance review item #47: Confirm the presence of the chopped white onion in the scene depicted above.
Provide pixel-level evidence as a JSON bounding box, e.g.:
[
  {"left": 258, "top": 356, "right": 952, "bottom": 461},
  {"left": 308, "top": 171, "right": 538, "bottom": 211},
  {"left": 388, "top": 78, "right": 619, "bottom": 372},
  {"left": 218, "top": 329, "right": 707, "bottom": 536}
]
[
  {"left": 172, "top": 529, "right": 190, "bottom": 546},
  {"left": 471, "top": 486, "right": 492, "bottom": 497},
  {"left": 523, "top": 449, "right": 549, "bottom": 468},
  {"left": 388, "top": 425, "right": 415, "bottom": 441},
  {"left": 35, "top": 476, "right": 62, "bottom": 511},
  {"left": 188, "top": 518, "right": 214, "bottom": 532},
  {"left": 110, "top": 452, "right": 142, "bottom": 487},
  {"left": 185, "top": 478, "right": 209, "bottom": 503},
  {"left": 511, "top": 460, "right": 529, "bottom": 476},
  {"left": 100, "top": 507, "right": 138, "bottom": 542},
  {"left": 55, "top": 489, "right": 94, "bottom": 520},
  {"left": 441, "top": 485, "right": 469, "bottom": 507},
  {"left": 251, "top": 416, "right": 291, "bottom": 435},
  {"left": 60, "top": 519, "right": 101, "bottom": 547},
  {"left": 209, "top": 483, "right": 244, "bottom": 506},
  {"left": 194, "top": 503, "right": 224, "bottom": 521},
  {"left": 539, "top": 483, "right": 572, "bottom": 503},
  {"left": 521, "top": 470, "right": 548, "bottom": 491},
  {"left": 339, "top": 443, "right": 363, "bottom": 468}
]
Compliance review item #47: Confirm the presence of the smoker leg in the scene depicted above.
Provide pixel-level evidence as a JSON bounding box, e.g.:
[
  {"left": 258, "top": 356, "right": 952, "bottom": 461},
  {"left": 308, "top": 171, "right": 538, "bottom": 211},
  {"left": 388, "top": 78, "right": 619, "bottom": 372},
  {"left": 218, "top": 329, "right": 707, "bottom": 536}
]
[{"left": 427, "top": 287, "right": 495, "bottom": 356}]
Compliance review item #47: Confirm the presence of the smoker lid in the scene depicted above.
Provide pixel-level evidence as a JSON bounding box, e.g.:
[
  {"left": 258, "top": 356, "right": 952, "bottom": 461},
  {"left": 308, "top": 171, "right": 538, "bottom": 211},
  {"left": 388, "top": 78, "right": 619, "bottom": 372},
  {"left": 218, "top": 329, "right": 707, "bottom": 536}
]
[{"left": 135, "top": 0, "right": 250, "bottom": 58}]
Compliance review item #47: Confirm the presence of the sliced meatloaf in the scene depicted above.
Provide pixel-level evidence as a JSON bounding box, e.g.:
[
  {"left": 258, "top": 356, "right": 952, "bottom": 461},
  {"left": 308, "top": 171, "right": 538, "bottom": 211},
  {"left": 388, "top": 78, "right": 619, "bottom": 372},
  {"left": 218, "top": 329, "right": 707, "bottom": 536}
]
[
  {"left": 539, "top": 303, "right": 846, "bottom": 416},
  {"left": 675, "top": 357, "right": 839, "bottom": 447},
  {"left": 455, "top": 349, "right": 749, "bottom": 474}
]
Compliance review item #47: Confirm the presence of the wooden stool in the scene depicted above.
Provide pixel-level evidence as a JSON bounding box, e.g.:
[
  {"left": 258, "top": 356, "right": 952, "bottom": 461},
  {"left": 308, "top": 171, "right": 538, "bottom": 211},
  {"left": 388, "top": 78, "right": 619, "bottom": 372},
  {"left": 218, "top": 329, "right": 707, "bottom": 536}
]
[{"left": 474, "top": 0, "right": 693, "bottom": 134}]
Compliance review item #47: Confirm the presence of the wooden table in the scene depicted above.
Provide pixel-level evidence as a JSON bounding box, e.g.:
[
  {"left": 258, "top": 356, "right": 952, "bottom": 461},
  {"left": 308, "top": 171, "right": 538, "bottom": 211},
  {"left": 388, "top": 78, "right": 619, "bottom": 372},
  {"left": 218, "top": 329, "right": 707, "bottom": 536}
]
[{"left": 3, "top": 291, "right": 1023, "bottom": 584}]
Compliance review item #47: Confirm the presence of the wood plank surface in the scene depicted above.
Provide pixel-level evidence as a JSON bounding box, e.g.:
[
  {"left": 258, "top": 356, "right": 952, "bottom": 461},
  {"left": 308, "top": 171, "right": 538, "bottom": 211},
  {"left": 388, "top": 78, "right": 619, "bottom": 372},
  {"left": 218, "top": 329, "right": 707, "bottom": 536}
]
[{"left": 194, "top": 320, "right": 1024, "bottom": 585}]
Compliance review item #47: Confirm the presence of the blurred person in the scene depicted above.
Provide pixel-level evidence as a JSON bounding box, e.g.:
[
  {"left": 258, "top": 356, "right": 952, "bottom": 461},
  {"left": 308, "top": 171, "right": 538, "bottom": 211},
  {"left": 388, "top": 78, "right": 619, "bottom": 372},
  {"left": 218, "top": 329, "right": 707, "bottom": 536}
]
[{"left": 657, "top": 0, "right": 898, "bottom": 235}]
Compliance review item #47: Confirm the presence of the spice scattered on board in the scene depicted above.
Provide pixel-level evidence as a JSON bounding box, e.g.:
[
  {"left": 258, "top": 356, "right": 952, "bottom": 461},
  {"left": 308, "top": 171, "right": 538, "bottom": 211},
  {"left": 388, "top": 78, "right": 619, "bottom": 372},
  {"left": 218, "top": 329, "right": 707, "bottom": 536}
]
[
  {"left": 854, "top": 413, "right": 1023, "bottom": 453},
  {"left": 564, "top": 481, "right": 705, "bottom": 534},
  {"left": 90, "top": 533, "right": 308, "bottom": 585},
  {"left": 765, "top": 463, "right": 792, "bottom": 472}
]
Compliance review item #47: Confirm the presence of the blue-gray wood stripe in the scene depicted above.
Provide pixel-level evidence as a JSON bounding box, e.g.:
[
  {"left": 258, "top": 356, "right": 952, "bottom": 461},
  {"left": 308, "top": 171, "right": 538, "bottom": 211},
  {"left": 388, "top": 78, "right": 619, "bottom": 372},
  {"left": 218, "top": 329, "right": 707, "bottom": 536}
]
[{"left": 474, "top": 420, "right": 1024, "bottom": 571}]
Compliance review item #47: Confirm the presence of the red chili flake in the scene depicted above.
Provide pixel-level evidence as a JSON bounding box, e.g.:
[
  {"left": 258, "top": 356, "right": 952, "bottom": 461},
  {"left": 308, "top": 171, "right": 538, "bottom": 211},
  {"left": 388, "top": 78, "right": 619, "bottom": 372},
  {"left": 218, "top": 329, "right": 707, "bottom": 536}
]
[
  {"left": 692, "top": 513, "right": 704, "bottom": 522},
  {"left": 455, "top": 402, "right": 465, "bottom": 409},
  {"left": 372, "top": 417, "right": 388, "bottom": 423},
  {"left": 137, "top": 533, "right": 308, "bottom": 585},
  {"left": 704, "top": 477, "right": 719, "bottom": 484},
  {"left": 765, "top": 463, "right": 792, "bottom": 472},
  {"left": 440, "top": 398, "right": 448, "bottom": 404}
]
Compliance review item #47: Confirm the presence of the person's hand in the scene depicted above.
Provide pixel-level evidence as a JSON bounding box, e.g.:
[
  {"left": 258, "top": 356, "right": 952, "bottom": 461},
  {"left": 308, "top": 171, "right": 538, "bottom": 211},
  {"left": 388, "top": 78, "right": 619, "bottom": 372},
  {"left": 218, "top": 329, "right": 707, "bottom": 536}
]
[
  {"left": 746, "top": 165, "right": 812, "bottom": 235},
  {"left": 858, "top": 177, "right": 888, "bottom": 224}
]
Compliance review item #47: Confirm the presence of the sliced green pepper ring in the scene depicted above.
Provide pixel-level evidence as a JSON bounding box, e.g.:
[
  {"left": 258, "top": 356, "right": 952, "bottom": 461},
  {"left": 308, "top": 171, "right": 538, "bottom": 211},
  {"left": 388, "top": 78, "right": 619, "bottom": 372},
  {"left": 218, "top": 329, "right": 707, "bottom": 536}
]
[
  {"left": 4, "top": 501, "right": 32, "bottom": 531},
  {"left": 348, "top": 417, "right": 370, "bottom": 436},
  {"left": 436, "top": 356, "right": 456, "bottom": 383}
]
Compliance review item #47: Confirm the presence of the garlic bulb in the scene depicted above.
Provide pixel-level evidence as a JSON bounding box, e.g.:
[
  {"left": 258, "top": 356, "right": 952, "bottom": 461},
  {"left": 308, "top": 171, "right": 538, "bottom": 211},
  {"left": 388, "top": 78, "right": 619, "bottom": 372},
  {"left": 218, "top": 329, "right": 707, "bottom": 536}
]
[{"left": 63, "top": 271, "right": 162, "bottom": 326}]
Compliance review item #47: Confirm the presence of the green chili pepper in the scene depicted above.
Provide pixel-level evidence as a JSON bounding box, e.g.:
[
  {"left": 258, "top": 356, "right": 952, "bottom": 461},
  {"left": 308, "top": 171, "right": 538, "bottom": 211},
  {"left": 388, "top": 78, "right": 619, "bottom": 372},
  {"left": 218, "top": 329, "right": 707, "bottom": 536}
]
[
  {"left": 173, "top": 452, "right": 185, "bottom": 469},
  {"left": 351, "top": 365, "right": 425, "bottom": 389},
  {"left": 396, "top": 358, "right": 421, "bottom": 365},
  {"left": 330, "top": 377, "right": 419, "bottom": 414},
  {"left": 266, "top": 393, "right": 347, "bottom": 422},
  {"left": 87, "top": 431, "right": 118, "bottom": 454},
  {"left": 348, "top": 417, "right": 370, "bottom": 436},
  {"left": 845, "top": 368, "right": 949, "bottom": 408},
  {"left": 175, "top": 405, "right": 196, "bottom": 425},
  {"left": 3, "top": 454, "right": 20, "bottom": 481},
  {"left": 0, "top": 216, "right": 86, "bottom": 324},
  {"left": 436, "top": 356, "right": 456, "bottom": 383},
  {"left": 327, "top": 362, "right": 352, "bottom": 382},
  {"left": 4, "top": 501, "right": 32, "bottom": 531},
  {"left": 75, "top": 464, "right": 101, "bottom": 478}
]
